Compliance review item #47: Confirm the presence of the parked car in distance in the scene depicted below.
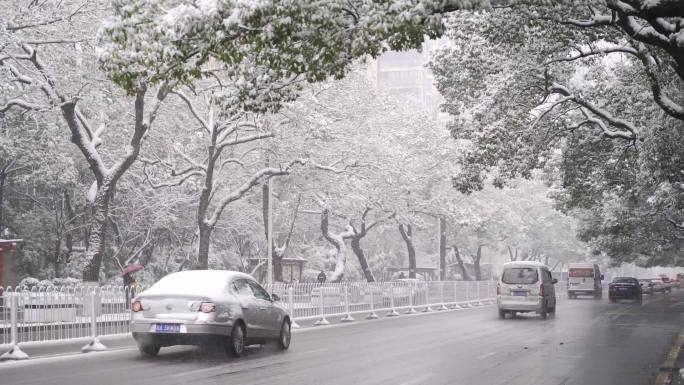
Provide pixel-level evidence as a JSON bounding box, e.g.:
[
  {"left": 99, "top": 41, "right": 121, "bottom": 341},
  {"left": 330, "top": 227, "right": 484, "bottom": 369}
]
[
  {"left": 567, "top": 263, "right": 604, "bottom": 299},
  {"left": 130, "top": 270, "right": 291, "bottom": 358},
  {"left": 659, "top": 275, "right": 673, "bottom": 292},
  {"left": 497, "top": 261, "right": 557, "bottom": 320},
  {"left": 609, "top": 277, "right": 642, "bottom": 303},
  {"left": 650, "top": 278, "right": 668, "bottom": 293},
  {"left": 638, "top": 279, "right": 654, "bottom": 295}
]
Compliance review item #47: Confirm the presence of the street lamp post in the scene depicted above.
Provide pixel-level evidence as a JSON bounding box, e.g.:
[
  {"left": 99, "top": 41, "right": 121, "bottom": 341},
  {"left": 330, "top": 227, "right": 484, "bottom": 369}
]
[{"left": 267, "top": 177, "right": 273, "bottom": 285}]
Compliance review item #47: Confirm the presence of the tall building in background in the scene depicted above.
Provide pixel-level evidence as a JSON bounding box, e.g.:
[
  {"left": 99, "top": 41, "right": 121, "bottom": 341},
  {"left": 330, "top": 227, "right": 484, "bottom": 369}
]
[{"left": 366, "top": 39, "right": 448, "bottom": 115}]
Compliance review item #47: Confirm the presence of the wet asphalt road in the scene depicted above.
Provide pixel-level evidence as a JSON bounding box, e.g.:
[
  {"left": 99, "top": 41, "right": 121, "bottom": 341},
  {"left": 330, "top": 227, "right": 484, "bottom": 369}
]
[{"left": 2, "top": 290, "right": 684, "bottom": 385}]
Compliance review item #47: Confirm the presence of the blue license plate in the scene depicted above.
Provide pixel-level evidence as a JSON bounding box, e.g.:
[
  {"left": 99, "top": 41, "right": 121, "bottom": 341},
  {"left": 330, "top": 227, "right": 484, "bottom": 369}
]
[
  {"left": 512, "top": 291, "right": 527, "bottom": 296},
  {"left": 156, "top": 323, "right": 181, "bottom": 333}
]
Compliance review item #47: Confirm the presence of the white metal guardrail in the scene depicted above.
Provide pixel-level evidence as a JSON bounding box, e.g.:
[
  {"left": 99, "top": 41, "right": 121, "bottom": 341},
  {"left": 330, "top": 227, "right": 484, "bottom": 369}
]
[{"left": 0, "top": 281, "right": 496, "bottom": 360}]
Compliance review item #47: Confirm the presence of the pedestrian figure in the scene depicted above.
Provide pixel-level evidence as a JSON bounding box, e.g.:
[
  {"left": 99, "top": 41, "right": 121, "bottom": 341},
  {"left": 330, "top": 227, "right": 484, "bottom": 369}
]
[{"left": 123, "top": 273, "right": 135, "bottom": 310}]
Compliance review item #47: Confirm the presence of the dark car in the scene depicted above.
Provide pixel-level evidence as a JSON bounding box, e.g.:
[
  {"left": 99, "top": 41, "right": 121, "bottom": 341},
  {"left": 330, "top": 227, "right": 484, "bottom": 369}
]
[{"left": 609, "top": 277, "right": 642, "bottom": 303}]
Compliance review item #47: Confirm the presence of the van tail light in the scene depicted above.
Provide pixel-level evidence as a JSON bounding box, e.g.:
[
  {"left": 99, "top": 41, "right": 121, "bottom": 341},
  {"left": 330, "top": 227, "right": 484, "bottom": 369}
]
[
  {"left": 540, "top": 284, "right": 545, "bottom": 297},
  {"left": 200, "top": 302, "right": 216, "bottom": 313},
  {"left": 131, "top": 300, "right": 143, "bottom": 312}
]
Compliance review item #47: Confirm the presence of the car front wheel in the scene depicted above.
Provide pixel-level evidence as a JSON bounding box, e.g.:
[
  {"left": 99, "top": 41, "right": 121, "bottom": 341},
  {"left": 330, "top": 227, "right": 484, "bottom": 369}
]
[
  {"left": 277, "top": 319, "right": 291, "bottom": 350},
  {"left": 226, "top": 323, "right": 246, "bottom": 358}
]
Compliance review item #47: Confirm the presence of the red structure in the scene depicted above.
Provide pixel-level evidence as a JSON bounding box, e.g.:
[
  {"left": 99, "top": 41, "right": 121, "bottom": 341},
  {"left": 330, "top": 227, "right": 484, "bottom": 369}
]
[{"left": 0, "top": 239, "right": 22, "bottom": 287}]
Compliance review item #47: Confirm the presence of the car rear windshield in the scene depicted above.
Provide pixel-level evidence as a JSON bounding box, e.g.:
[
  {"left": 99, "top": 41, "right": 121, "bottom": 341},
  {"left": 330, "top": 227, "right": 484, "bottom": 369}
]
[
  {"left": 613, "top": 277, "right": 636, "bottom": 283},
  {"left": 569, "top": 268, "right": 594, "bottom": 278},
  {"left": 502, "top": 268, "right": 539, "bottom": 284}
]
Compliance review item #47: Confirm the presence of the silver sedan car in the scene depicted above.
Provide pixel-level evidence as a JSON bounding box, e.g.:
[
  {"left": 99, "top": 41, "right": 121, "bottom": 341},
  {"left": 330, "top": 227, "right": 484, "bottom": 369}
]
[{"left": 130, "top": 270, "right": 291, "bottom": 357}]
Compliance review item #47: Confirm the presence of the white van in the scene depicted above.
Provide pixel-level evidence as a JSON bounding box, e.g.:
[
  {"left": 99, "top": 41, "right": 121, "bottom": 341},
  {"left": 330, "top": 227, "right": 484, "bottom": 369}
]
[
  {"left": 567, "top": 263, "right": 604, "bottom": 299},
  {"left": 497, "top": 261, "right": 557, "bottom": 319}
]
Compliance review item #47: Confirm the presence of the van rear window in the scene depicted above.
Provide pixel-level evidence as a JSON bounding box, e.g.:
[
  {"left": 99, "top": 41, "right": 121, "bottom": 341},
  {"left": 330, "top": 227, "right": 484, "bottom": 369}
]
[
  {"left": 502, "top": 268, "right": 539, "bottom": 284},
  {"left": 569, "top": 268, "right": 594, "bottom": 278}
]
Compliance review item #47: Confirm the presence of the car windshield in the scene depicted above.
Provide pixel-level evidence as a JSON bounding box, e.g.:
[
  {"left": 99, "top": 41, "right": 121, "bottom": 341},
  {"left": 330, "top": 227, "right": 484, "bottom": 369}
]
[
  {"left": 502, "top": 267, "right": 539, "bottom": 284},
  {"left": 569, "top": 268, "right": 594, "bottom": 278}
]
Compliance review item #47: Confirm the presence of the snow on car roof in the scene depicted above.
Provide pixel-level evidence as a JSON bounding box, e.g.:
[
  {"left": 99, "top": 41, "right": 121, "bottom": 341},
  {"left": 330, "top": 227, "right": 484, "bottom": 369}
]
[
  {"left": 142, "top": 270, "right": 253, "bottom": 297},
  {"left": 567, "top": 263, "right": 595, "bottom": 268},
  {"left": 502, "top": 261, "right": 545, "bottom": 268}
]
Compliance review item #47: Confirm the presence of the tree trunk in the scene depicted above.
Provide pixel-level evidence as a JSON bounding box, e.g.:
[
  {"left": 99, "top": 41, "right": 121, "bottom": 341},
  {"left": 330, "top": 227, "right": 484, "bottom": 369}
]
[
  {"left": 351, "top": 236, "right": 375, "bottom": 282},
  {"left": 507, "top": 246, "right": 518, "bottom": 261},
  {"left": 452, "top": 245, "right": 470, "bottom": 281},
  {"left": 474, "top": 245, "right": 483, "bottom": 280},
  {"left": 67, "top": 91, "right": 157, "bottom": 281},
  {"left": 398, "top": 224, "right": 416, "bottom": 279},
  {"left": 196, "top": 222, "right": 212, "bottom": 269},
  {"left": 262, "top": 183, "right": 283, "bottom": 281},
  {"left": 63, "top": 190, "right": 74, "bottom": 271},
  {"left": 320, "top": 209, "right": 352, "bottom": 282},
  {"left": 81, "top": 194, "right": 111, "bottom": 282},
  {"left": 439, "top": 217, "right": 446, "bottom": 280},
  {"left": 52, "top": 237, "right": 61, "bottom": 279},
  {"left": 0, "top": 171, "right": 5, "bottom": 235}
]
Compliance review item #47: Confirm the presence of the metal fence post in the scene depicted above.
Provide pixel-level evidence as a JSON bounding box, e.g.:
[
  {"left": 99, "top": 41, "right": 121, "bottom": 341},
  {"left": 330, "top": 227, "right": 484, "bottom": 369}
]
[
  {"left": 406, "top": 285, "right": 417, "bottom": 314},
  {"left": 488, "top": 281, "right": 495, "bottom": 304},
  {"left": 1, "top": 293, "right": 29, "bottom": 360},
  {"left": 438, "top": 282, "right": 448, "bottom": 310},
  {"left": 313, "top": 286, "right": 330, "bottom": 326},
  {"left": 341, "top": 285, "right": 354, "bottom": 322},
  {"left": 82, "top": 289, "right": 107, "bottom": 352},
  {"left": 453, "top": 281, "right": 461, "bottom": 309},
  {"left": 288, "top": 286, "right": 300, "bottom": 329},
  {"left": 366, "top": 284, "right": 379, "bottom": 319},
  {"left": 476, "top": 281, "right": 485, "bottom": 306},
  {"left": 422, "top": 284, "right": 432, "bottom": 312},
  {"left": 463, "top": 281, "right": 472, "bottom": 307},
  {"left": 387, "top": 284, "right": 399, "bottom": 317}
]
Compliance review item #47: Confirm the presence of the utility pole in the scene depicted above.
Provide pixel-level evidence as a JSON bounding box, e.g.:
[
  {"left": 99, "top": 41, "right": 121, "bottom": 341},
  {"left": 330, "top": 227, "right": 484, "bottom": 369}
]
[
  {"left": 439, "top": 216, "right": 446, "bottom": 281},
  {"left": 267, "top": 177, "right": 273, "bottom": 285}
]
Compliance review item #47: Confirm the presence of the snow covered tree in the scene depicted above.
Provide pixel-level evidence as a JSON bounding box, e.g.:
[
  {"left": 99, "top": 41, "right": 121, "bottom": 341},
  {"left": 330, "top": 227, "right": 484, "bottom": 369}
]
[
  {"left": 2, "top": 0, "right": 491, "bottom": 281},
  {"left": 430, "top": 2, "right": 683, "bottom": 265}
]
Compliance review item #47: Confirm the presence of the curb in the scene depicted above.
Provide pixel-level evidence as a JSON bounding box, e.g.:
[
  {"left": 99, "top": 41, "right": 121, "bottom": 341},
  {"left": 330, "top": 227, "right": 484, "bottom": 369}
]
[{"left": 655, "top": 329, "right": 684, "bottom": 385}]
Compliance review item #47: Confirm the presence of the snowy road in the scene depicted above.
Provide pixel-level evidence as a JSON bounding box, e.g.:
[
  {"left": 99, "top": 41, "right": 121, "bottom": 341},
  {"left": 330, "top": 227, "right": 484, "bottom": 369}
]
[{"left": 2, "top": 290, "right": 684, "bottom": 385}]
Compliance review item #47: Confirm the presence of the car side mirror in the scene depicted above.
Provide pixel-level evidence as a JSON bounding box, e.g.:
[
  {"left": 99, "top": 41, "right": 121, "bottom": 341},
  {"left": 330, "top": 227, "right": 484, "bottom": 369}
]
[
  {"left": 271, "top": 293, "right": 280, "bottom": 302},
  {"left": 552, "top": 278, "right": 558, "bottom": 284}
]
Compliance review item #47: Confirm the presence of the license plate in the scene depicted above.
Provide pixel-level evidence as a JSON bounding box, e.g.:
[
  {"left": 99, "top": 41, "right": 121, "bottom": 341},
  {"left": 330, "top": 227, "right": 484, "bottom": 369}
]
[
  {"left": 512, "top": 291, "right": 527, "bottom": 296},
  {"left": 155, "top": 323, "right": 181, "bottom": 333}
]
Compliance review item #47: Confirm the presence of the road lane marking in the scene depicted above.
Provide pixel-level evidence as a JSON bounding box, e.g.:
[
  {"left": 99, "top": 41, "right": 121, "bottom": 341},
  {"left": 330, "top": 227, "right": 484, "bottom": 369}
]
[
  {"left": 476, "top": 352, "right": 496, "bottom": 360},
  {"left": 0, "top": 346, "right": 139, "bottom": 369}
]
